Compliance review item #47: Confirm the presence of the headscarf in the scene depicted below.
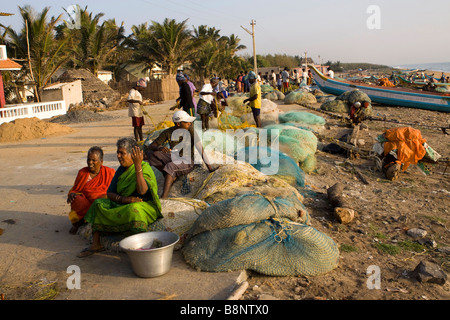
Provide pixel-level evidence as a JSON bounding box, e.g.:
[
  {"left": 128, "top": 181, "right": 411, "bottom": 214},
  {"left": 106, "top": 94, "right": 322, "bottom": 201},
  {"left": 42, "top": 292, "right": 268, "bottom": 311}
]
[
  {"left": 137, "top": 78, "right": 147, "bottom": 88},
  {"left": 176, "top": 73, "right": 186, "bottom": 82}
]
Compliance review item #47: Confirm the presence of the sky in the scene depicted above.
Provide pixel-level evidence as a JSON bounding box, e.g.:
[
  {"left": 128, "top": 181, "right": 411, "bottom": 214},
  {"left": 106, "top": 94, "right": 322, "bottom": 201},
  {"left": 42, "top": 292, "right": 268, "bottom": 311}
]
[{"left": 2, "top": 0, "right": 450, "bottom": 67}]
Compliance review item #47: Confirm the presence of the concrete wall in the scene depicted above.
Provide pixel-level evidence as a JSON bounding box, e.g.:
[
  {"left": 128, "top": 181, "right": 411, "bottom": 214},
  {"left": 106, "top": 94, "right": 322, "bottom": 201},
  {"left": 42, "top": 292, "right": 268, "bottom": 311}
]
[{"left": 41, "top": 80, "right": 83, "bottom": 110}]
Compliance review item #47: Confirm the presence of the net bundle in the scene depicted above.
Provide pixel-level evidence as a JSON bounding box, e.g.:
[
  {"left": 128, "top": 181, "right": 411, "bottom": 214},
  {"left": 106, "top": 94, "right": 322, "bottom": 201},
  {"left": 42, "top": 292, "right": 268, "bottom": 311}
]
[{"left": 182, "top": 192, "right": 339, "bottom": 276}]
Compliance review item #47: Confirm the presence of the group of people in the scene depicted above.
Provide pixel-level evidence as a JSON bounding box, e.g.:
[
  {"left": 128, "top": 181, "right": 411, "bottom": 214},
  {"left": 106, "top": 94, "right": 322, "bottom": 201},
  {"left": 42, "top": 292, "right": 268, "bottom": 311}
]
[
  {"left": 70, "top": 111, "right": 219, "bottom": 257},
  {"left": 69, "top": 137, "right": 163, "bottom": 257},
  {"left": 269, "top": 67, "right": 315, "bottom": 92},
  {"left": 70, "top": 71, "right": 265, "bottom": 257}
]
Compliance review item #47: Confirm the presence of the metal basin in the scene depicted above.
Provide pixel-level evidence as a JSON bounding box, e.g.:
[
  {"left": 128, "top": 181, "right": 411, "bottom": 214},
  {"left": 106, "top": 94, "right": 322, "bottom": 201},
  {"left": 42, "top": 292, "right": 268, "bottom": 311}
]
[{"left": 119, "top": 231, "right": 179, "bottom": 278}]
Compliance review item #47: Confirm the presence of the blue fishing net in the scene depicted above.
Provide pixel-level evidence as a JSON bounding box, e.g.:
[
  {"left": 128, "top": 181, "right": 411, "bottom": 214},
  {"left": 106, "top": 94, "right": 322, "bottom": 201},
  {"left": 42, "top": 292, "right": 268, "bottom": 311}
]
[
  {"left": 237, "top": 146, "right": 305, "bottom": 189},
  {"left": 183, "top": 215, "right": 339, "bottom": 276}
]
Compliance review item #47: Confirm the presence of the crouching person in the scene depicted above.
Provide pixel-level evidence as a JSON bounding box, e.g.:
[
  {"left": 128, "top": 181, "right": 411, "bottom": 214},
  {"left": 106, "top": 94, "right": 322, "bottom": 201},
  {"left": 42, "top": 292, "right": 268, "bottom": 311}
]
[{"left": 147, "top": 110, "right": 218, "bottom": 198}]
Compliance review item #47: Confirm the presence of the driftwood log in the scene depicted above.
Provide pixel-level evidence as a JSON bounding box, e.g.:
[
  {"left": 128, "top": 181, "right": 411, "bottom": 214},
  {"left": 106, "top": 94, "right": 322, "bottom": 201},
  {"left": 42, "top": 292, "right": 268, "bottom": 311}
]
[{"left": 327, "top": 182, "right": 357, "bottom": 224}]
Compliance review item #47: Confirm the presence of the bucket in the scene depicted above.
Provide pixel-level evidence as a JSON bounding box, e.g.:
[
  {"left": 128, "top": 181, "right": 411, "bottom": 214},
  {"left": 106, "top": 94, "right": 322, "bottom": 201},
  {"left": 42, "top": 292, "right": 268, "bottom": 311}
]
[{"left": 119, "top": 231, "right": 179, "bottom": 278}]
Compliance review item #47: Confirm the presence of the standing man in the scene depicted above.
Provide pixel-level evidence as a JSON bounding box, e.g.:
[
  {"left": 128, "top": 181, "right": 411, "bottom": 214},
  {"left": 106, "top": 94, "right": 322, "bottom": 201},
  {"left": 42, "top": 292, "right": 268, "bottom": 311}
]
[
  {"left": 301, "top": 68, "right": 309, "bottom": 86},
  {"left": 244, "top": 71, "right": 262, "bottom": 128},
  {"left": 293, "top": 69, "right": 300, "bottom": 87},
  {"left": 127, "top": 78, "right": 147, "bottom": 143},
  {"left": 243, "top": 70, "right": 250, "bottom": 93},
  {"left": 281, "top": 67, "right": 290, "bottom": 93},
  {"left": 176, "top": 73, "right": 195, "bottom": 116},
  {"left": 271, "top": 70, "right": 277, "bottom": 88}
]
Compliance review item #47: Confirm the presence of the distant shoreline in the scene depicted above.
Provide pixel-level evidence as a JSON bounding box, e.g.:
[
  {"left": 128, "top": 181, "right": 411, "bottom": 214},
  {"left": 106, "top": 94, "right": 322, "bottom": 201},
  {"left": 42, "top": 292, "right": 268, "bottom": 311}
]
[{"left": 393, "top": 62, "right": 450, "bottom": 73}]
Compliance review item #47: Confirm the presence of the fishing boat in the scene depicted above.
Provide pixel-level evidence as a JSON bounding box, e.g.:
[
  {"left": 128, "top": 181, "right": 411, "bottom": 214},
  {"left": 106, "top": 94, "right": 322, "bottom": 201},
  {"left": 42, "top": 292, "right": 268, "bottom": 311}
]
[
  {"left": 309, "top": 65, "right": 450, "bottom": 112},
  {"left": 398, "top": 75, "right": 450, "bottom": 88}
]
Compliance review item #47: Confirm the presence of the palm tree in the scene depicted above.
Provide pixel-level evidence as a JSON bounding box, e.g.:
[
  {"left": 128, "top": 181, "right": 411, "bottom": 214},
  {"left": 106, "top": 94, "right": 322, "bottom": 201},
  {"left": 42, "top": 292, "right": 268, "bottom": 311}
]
[
  {"left": 6, "top": 5, "right": 69, "bottom": 99},
  {"left": 60, "top": 7, "right": 126, "bottom": 76},
  {"left": 189, "top": 26, "right": 247, "bottom": 81},
  {"left": 124, "top": 23, "right": 159, "bottom": 76},
  {"left": 129, "top": 18, "right": 196, "bottom": 76}
]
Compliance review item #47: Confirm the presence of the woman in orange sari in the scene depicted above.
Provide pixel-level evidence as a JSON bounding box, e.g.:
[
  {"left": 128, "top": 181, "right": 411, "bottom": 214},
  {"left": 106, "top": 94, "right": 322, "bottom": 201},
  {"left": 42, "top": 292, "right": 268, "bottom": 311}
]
[{"left": 68, "top": 146, "right": 115, "bottom": 234}]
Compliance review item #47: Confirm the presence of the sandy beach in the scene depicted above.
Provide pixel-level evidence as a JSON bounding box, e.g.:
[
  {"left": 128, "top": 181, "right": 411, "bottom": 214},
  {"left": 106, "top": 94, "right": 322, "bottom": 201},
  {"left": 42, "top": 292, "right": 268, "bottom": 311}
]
[{"left": 0, "top": 92, "right": 449, "bottom": 302}]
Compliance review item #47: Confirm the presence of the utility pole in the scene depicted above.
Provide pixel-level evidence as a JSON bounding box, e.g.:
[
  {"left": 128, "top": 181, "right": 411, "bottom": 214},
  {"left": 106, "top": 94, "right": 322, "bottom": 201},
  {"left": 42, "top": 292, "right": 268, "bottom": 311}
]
[
  {"left": 304, "top": 51, "right": 308, "bottom": 71},
  {"left": 241, "top": 20, "right": 257, "bottom": 75}
]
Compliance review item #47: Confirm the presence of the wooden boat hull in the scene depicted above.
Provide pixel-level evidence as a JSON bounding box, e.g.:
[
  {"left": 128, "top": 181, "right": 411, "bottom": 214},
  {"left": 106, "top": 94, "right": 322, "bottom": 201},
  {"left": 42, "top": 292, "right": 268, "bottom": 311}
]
[{"left": 309, "top": 66, "right": 450, "bottom": 112}]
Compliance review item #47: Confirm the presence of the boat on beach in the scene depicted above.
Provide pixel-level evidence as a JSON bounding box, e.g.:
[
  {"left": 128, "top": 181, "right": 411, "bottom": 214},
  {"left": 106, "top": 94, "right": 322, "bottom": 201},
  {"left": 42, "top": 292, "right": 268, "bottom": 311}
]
[
  {"left": 308, "top": 65, "right": 450, "bottom": 113},
  {"left": 397, "top": 75, "right": 450, "bottom": 88}
]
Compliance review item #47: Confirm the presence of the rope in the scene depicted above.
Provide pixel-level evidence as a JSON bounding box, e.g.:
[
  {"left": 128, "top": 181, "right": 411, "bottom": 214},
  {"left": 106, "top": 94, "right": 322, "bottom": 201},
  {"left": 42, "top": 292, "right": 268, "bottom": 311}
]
[{"left": 192, "top": 171, "right": 216, "bottom": 199}]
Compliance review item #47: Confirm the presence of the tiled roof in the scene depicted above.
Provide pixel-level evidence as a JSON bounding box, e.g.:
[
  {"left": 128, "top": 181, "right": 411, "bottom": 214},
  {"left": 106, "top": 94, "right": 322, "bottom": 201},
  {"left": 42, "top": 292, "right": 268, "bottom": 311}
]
[{"left": 0, "top": 59, "right": 22, "bottom": 70}]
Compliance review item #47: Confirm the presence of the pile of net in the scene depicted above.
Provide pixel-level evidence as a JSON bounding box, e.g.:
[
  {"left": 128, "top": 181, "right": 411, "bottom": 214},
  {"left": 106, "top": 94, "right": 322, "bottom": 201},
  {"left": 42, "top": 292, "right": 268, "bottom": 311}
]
[
  {"left": 265, "top": 124, "right": 319, "bottom": 173},
  {"left": 181, "top": 188, "right": 339, "bottom": 276},
  {"left": 213, "top": 98, "right": 281, "bottom": 128},
  {"left": 226, "top": 96, "right": 251, "bottom": 117},
  {"left": 240, "top": 146, "right": 306, "bottom": 189},
  {"left": 284, "top": 90, "right": 317, "bottom": 106},
  {"left": 278, "top": 111, "right": 326, "bottom": 132},
  {"left": 263, "top": 90, "right": 285, "bottom": 101},
  {"left": 321, "top": 89, "right": 373, "bottom": 116},
  {"left": 158, "top": 198, "right": 208, "bottom": 250},
  {"left": 178, "top": 162, "right": 308, "bottom": 205},
  {"left": 320, "top": 99, "right": 349, "bottom": 113}
]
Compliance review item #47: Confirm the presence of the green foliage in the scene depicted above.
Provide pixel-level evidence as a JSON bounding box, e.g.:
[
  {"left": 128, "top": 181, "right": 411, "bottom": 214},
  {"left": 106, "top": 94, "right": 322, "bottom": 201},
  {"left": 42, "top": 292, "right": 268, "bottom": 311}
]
[
  {"left": 374, "top": 242, "right": 401, "bottom": 255},
  {"left": 325, "top": 60, "right": 392, "bottom": 72},
  {"left": 340, "top": 244, "right": 358, "bottom": 253}
]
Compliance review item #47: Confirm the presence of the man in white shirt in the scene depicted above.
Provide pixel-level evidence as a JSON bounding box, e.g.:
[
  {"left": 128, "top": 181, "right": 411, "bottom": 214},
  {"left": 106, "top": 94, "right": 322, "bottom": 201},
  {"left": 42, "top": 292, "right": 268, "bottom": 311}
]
[
  {"left": 197, "top": 78, "right": 220, "bottom": 130},
  {"left": 127, "top": 78, "right": 147, "bottom": 142},
  {"left": 281, "top": 67, "right": 290, "bottom": 92},
  {"left": 271, "top": 70, "right": 277, "bottom": 88}
]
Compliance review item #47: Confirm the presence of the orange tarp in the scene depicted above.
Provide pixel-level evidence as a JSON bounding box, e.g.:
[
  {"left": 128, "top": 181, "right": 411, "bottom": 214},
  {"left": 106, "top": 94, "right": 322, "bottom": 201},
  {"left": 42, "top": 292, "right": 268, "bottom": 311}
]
[
  {"left": 383, "top": 127, "right": 426, "bottom": 171},
  {"left": 378, "top": 77, "right": 395, "bottom": 87}
]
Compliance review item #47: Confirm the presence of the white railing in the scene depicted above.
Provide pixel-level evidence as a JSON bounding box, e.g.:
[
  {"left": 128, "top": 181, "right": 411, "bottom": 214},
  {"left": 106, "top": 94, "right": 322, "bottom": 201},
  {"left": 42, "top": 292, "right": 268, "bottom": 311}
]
[{"left": 0, "top": 100, "right": 66, "bottom": 125}]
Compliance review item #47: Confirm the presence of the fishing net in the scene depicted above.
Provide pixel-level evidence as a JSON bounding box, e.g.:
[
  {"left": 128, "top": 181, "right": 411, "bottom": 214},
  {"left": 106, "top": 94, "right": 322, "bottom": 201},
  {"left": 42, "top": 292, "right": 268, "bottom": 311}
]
[
  {"left": 263, "top": 92, "right": 279, "bottom": 101},
  {"left": 187, "top": 190, "right": 309, "bottom": 237},
  {"left": 159, "top": 198, "right": 208, "bottom": 250},
  {"left": 263, "top": 90, "right": 285, "bottom": 101},
  {"left": 316, "top": 95, "right": 336, "bottom": 104},
  {"left": 265, "top": 124, "right": 319, "bottom": 173},
  {"left": 284, "top": 90, "right": 317, "bottom": 106},
  {"left": 336, "top": 89, "right": 371, "bottom": 105},
  {"left": 226, "top": 96, "right": 251, "bottom": 117},
  {"left": 182, "top": 209, "right": 339, "bottom": 276},
  {"left": 278, "top": 111, "right": 326, "bottom": 132},
  {"left": 261, "top": 84, "right": 274, "bottom": 93},
  {"left": 192, "top": 162, "right": 308, "bottom": 206},
  {"left": 320, "top": 99, "right": 350, "bottom": 113},
  {"left": 241, "top": 146, "right": 306, "bottom": 189}
]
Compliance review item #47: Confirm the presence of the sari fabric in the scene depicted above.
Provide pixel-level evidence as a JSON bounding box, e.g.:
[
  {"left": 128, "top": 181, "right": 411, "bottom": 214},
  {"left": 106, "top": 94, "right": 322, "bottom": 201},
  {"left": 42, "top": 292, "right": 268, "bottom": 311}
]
[
  {"left": 84, "top": 162, "right": 162, "bottom": 235},
  {"left": 68, "top": 166, "right": 115, "bottom": 223}
]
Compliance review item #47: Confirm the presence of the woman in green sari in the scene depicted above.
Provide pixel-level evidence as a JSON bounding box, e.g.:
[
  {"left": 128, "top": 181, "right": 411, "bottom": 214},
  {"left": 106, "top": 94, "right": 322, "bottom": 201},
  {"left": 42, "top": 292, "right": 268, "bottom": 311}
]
[{"left": 78, "top": 137, "right": 162, "bottom": 257}]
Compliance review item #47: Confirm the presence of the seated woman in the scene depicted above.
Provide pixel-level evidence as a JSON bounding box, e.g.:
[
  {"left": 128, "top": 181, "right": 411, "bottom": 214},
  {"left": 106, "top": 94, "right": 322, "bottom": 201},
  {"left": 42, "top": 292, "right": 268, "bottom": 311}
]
[
  {"left": 78, "top": 137, "right": 162, "bottom": 257},
  {"left": 68, "top": 146, "right": 115, "bottom": 235}
]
